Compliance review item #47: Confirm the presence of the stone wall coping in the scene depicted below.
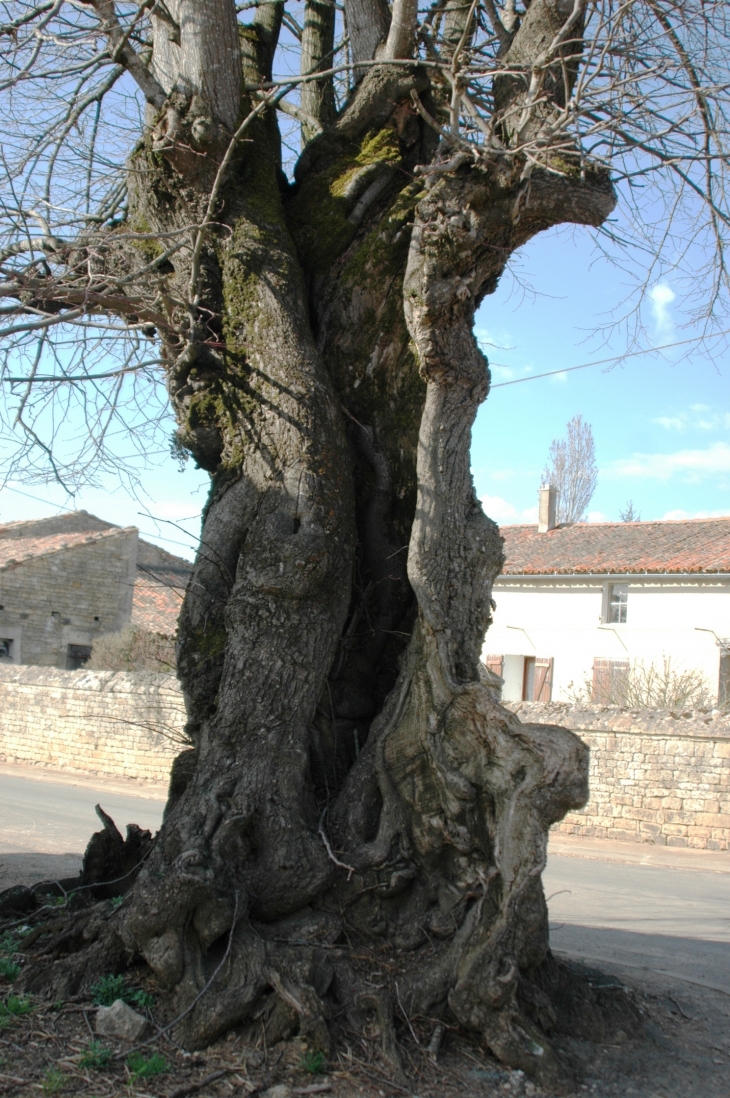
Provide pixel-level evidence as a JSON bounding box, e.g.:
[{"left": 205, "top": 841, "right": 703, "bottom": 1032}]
[
  {"left": 505, "top": 701, "right": 730, "bottom": 738},
  {"left": 0, "top": 664, "right": 181, "bottom": 697}
]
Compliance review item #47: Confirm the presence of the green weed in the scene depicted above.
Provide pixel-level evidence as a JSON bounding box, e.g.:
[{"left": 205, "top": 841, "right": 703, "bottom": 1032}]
[
  {"left": 41, "top": 1067, "right": 65, "bottom": 1094},
  {"left": 110, "top": 895, "right": 124, "bottom": 910},
  {"left": 302, "top": 1050, "right": 325, "bottom": 1074},
  {"left": 45, "top": 895, "right": 67, "bottom": 908},
  {"left": 0, "top": 933, "right": 18, "bottom": 955},
  {"left": 0, "top": 958, "right": 20, "bottom": 982},
  {"left": 91, "top": 974, "right": 127, "bottom": 1006},
  {"left": 126, "top": 1051, "right": 167, "bottom": 1080},
  {"left": 79, "top": 1040, "right": 112, "bottom": 1069},
  {"left": 0, "top": 995, "right": 33, "bottom": 1022},
  {"left": 90, "top": 974, "right": 153, "bottom": 1010}
]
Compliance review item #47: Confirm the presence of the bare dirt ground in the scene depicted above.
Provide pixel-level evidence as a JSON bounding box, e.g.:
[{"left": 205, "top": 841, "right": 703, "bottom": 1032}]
[
  {"left": 2, "top": 833, "right": 729, "bottom": 1097},
  {"left": 1, "top": 940, "right": 729, "bottom": 1098}
]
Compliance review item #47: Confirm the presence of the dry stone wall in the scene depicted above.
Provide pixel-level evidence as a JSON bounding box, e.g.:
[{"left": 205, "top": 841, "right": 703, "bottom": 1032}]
[
  {"left": 510, "top": 702, "right": 730, "bottom": 850},
  {"left": 2, "top": 670, "right": 728, "bottom": 848},
  {"left": 0, "top": 665, "right": 184, "bottom": 785}
]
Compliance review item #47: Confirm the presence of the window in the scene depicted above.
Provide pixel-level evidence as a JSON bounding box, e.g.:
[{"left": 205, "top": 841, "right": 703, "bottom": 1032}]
[
  {"left": 608, "top": 583, "right": 628, "bottom": 623},
  {"left": 0, "top": 638, "right": 13, "bottom": 661},
  {"left": 522, "top": 657, "right": 554, "bottom": 702},
  {"left": 592, "top": 658, "right": 630, "bottom": 704},
  {"left": 66, "top": 644, "right": 92, "bottom": 670}
]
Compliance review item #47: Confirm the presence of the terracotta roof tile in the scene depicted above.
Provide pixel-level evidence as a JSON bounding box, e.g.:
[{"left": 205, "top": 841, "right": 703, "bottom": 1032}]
[
  {"left": 0, "top": 512, "right": 193, "bottom": 634},
  {"left": 499, "top": 518, "right": 730, "bottom": 576},
  {"left": 131, "top": 580, "right": 186, "bottom": 635},
  {"left": 0, "top": 528, "right": 128, "bottom": 570},
  {"left": 131, "top": 542, "right": 192, "bottom": 635}
]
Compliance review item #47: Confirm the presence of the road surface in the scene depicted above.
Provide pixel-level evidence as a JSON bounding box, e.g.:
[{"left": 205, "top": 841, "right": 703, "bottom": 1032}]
[
  {"left": 0, "top": 767, "right": 166, "bottom": 854},
  {"left": 544, "top": 845, "right": 730, "bottom": 993}
]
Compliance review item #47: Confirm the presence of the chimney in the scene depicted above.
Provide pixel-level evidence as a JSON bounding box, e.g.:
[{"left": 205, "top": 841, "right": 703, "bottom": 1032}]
[{"left": 538, "top": 484, "right": 558, "bottom": 533}]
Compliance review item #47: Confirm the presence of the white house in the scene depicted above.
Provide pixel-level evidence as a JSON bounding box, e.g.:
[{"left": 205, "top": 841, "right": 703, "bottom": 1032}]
[{"left": 482, "top": 489, "right": 730, "bottom": 705}]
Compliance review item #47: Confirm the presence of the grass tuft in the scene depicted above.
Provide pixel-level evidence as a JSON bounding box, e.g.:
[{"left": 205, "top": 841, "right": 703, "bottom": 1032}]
[
  {"left": 126, "top": 1051, "right": 167, "bottom": 1080},
  {"left": 41, "top": 1067, "right": 65, "bottom": 1094},
  {"left": 0, "top": 958, "right": 20, "bottom": 982},
  {"left": 90, "top": 974, "right": 153, "bottom": 1010},
  {"left": 0, "top": 995, "right": 33, "bottom": 1027},
  {"left": 80, "top": 1040, "right": 112, "bottom": 1069},
  {"left": 302, "top": 1050, "right": 326, "bottom": 1074}
]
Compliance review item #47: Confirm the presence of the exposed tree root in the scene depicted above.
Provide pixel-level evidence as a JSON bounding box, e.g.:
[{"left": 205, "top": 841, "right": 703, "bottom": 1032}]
[
  {"left": 10, "top": 845, "right": 641, "bottom": 1096},
  {"left": 9, "top": 642, "right": 625, "bottom": 1094}
]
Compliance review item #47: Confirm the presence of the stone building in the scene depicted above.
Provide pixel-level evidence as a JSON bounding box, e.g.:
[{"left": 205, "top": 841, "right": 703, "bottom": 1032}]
[{"left": 0, "top": 511, "right": 192, "bottom": 669}]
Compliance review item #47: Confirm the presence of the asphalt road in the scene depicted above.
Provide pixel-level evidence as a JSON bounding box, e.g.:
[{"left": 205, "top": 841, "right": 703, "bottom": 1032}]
[
  {"left": 0, "top": 768, "right": 165, "bottom": 856},
  {"left": 544, "top": 848, "right": 730, "bottom": 993},
  {"left": 1, "top": 768, "right": 729, "bottom": 995}
]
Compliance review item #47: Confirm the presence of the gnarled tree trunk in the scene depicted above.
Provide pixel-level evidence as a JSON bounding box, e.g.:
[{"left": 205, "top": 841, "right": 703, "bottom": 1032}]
[{"left": 20, "top": 0, "right": 618, "bottom": 1086}]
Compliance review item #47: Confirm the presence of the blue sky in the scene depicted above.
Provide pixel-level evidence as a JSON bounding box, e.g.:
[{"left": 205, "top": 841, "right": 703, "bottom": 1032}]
[
  {"left": 473, "top": 225, "right": 730, "bottom": 526},
  {"left": 1, "top": 222, "right": 728, "bottom": 560}
]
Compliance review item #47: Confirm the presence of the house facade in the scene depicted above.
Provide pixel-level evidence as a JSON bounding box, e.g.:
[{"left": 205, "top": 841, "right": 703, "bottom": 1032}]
[
  {"left": 0, "top": 511, "right": 191, "bottom": 669},
  {"left": 482, "top": 494, "right": 730, "bottom": 706}
]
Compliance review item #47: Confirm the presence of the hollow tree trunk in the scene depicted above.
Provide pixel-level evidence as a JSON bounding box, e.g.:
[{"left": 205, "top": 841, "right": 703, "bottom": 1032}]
[{"left": 22, "top": 2, "right": 617, "bottom": 1085}]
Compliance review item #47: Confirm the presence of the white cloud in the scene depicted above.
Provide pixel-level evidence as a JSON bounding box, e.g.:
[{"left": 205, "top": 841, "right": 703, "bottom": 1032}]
[
  {"left": 653, "top": 415, "right": 685, "bottom": 431},
  {"left": 652, "top": 409, "right": 730, "bottom": 433},
  {"left": 480, "top": 495, "right": 538, "bottom": 524},
  {"left": 610, "top": 441, "right": 730, "bottom": 480},
  {"left": 481, "top": 494, "right": 517, "bottom": 521},
  {"left": 649, "top": 282, "right": 676, "bottom": 336},
  {"left": 587, "top": 510, "right": 609, "bottom": 523},
  {"left": 550, "top": 371, "right": 568, "bottom": 384},
  {"left": 490, "top": 362, "right": 533, "bottom": 383},
  {"left": 662, "top": 507, "right": 730, "bottom": 520}
]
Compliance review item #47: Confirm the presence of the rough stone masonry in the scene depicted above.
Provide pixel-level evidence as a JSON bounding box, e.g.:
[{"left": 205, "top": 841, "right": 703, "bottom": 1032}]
[
  {"left": 0, "top": 670, "right": 728, "bottom": 850},
  {"left": 0, "top": 665, "right": 182, "bottom": 785},
  {"left": 511, "top": 701, "right": 730, "bottom": 850}
]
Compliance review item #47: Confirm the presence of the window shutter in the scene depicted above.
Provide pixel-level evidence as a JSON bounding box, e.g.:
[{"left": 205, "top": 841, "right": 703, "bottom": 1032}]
[
  {"left": 484, "top": 654, "right": 503, "bottom": 679},
  {"left": 593, "top": 658, "right": 629, "bottom": 704},
  {"left": 592, "top": 658, "right": 611, "bottom": 703},
  {"left": 534, "top": 657, "right": 553, "bottom": 702}
]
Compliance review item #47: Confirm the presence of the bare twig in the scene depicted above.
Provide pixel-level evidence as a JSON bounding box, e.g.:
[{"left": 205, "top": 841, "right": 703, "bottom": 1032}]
[{"left": 318, "top": 808, "right": 356, "bottom": 880}]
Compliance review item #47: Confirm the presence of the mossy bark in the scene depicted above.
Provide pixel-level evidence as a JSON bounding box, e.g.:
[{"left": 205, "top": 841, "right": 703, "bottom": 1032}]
[{"left": 20, "top": 15, "right": 619, "bottom": 1087}]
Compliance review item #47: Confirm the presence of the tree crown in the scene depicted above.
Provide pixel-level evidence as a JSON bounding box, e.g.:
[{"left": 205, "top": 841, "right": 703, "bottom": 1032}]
[{"left": 0, "top": 0, "right": 728, "bottom": 485}]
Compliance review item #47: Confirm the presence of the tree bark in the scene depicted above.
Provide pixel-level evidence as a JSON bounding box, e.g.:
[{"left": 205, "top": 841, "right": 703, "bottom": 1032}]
[{"left": 18, "top": 2, "right": 621, "bottom": 1086}]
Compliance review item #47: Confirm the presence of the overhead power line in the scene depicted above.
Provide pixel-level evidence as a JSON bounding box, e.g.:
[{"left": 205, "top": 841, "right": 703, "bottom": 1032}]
[{"left": 489, "top": 332, "right": 730, "bottom": 388}]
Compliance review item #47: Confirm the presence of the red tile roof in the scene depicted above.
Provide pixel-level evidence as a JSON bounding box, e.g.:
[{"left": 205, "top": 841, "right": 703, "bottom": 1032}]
[
  {"left": 0, "top": 513, "right": 192, "bottom": 635},
  {"left": 499, "top": 518, "right": 730, "bottom": 576},
  {"left": 132, "top": 580, "right": 186, "bottom": 635},
  {"left": 0, "top": 528, "right": 131, "bottom": 570},
  {"left": 132, "top": 542, "right": 192, "bottom": 635}
]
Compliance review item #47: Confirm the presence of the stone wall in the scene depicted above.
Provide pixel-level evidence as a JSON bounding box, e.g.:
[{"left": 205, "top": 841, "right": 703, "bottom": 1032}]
[
  {"left": 0, "top": 665, "right": 185, "bottom": 784},
  {"left": 510, "top": 702, "right": 730, "bottom": 850},
  {"left": 3, "top": 669, "right": 729, "bottom": 848}
]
